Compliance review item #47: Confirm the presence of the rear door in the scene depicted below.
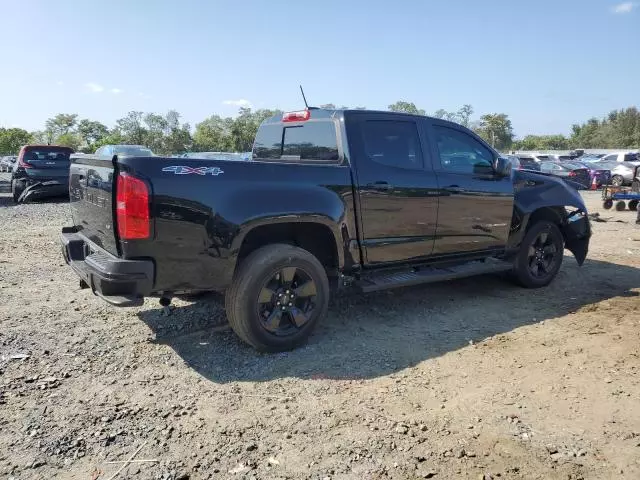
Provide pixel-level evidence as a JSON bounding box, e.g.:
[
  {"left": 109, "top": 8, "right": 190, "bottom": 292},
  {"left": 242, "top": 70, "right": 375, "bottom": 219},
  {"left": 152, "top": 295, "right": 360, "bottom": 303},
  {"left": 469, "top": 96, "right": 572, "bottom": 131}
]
[
  {"left": 20, "top": 146, "right": 73, "bottom": 180},
  {"left": 425, "top": 121, "right": 514, "bottom": 256},
  {"left": 346, "top": 113, "right": 439, "bottom": 265}
]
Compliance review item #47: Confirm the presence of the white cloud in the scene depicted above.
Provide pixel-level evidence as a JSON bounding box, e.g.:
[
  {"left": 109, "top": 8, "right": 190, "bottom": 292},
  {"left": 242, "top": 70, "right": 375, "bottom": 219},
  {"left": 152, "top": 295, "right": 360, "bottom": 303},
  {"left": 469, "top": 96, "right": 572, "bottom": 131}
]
[
  {"left": 612, "top": 2, "right": 636, "bottom": 13},
  {"left": 111, "top": 88, "right": 123, "bottom": 94},
  {"left": 223, "top": 99, "right": 253, "bottom": 108},
  {"left": 85, "top": 82, "right": 104, "bottom": 93}
]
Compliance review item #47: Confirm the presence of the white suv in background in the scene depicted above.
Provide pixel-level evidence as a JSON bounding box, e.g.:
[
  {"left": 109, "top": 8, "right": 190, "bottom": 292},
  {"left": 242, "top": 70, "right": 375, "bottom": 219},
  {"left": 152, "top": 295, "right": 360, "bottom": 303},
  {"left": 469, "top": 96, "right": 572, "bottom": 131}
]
[{"left": 600, "top": 151, "right": 639, "bottom": 165}]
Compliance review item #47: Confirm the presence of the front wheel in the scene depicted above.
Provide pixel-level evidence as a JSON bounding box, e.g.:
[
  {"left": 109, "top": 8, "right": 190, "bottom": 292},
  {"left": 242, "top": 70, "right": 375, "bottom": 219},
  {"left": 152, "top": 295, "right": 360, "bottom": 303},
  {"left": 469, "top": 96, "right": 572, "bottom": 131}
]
[
  {"left": 629, "top": 200, "right": 638, "bottom": 211},
  {"left": 225, "top": 244, "right": 330, "bottom": 352},
  {"left": 512, "top": 221, "right": 564, "bottom": 288}
]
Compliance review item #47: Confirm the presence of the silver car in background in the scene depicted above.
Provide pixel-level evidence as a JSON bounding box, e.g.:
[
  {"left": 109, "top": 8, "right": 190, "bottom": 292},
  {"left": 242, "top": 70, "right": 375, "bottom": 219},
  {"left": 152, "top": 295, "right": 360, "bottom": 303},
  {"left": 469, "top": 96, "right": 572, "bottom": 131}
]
[
  {"left": 595, "top": 161, "right": 637, "bottom": 186},
  {"left": 0, "top": 155, "right": 17, "bottom": 172}
]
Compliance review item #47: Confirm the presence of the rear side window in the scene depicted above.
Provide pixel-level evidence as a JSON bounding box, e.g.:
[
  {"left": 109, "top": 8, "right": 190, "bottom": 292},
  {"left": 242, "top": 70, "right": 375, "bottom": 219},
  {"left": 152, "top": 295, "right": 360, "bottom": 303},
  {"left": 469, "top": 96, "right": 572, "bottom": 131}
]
[
  {"left": 360, "top": 120, "right": 423, "bottom": 170},
  {"left": 253, "top": 121, "right": 339, "bottom": 162},
  {"left": 624, "top": 153, "right": 638, "bottom": 162}
]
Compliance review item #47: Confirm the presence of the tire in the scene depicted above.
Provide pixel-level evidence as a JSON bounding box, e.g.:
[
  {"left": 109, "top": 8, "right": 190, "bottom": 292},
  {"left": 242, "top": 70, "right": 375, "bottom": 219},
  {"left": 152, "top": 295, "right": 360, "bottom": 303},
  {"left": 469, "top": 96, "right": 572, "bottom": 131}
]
[
  {"left": 629, "top": 200, "right": 638, "bottom": 211},
  {"left": 615, "top": 201, "right": 626, "bottom": 211},
  {"left": 11, "top": 180, "right": 23, "bottom": 203},
  {"left": 603, "top": 199, "right": 613, "bottom": 210},
  {"left": 512, "top": 221, "right": 564, "bottom": 288},
  {"left": 611, "top": 175, "right": 624, "bottom": 187},
  {"left": 225, "top": 244, "right": 330, "bottom": 352}
]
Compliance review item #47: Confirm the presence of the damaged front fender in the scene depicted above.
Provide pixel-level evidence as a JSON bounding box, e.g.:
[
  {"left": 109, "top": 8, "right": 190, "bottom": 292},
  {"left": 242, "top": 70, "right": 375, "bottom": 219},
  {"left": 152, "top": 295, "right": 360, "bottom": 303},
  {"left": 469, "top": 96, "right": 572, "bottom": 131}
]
[
  {"left": 563, "top": 209, "right": 590, "bottom": 265},
  {"left": 510, "top": 170, "right": 592, "bottom": 265}
]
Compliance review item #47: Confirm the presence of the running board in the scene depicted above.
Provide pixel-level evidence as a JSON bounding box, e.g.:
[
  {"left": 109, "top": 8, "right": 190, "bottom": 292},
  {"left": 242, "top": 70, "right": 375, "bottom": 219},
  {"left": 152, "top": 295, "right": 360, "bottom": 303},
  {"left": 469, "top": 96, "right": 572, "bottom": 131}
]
[{"left": 356, "top": 259, "right": 513, "bottom": 293}]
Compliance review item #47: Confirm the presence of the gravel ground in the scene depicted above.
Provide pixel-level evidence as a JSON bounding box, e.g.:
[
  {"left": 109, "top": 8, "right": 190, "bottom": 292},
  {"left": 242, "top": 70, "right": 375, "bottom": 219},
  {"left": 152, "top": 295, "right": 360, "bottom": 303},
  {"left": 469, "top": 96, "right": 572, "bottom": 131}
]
[{"left": 1, "top": 183, "right": 639, "bottom": 480}]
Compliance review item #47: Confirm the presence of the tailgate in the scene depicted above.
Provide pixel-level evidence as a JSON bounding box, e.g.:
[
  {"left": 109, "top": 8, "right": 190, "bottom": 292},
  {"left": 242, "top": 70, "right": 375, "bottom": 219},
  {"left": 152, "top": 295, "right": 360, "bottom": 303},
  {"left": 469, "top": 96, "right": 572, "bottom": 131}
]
[{"left": 69, "top": 155, "right": 119, "bottom": 254}]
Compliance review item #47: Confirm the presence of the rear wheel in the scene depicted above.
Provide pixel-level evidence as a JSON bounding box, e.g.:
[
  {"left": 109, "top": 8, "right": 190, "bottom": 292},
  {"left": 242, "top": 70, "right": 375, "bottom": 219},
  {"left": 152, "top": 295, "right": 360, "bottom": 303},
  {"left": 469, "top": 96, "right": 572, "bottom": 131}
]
[
  {"left": 512, "top": 221, "right": 564, "bottom": 288},
  {"left": 615, "top": 201, "right": 626, "bottom": 211},
  {"left": 611, "top": 175, "right": 624, "bottom": 187},
  {"left": 603, "top": 199, "right": 613, "bottom": 209},
  {"left": 225, "top": 244, "right": 330, "bottom": 352},
  {"left": 11, "top": 180, "right": 23, "bottom": 203},
  {"left": 628, "top": 200, "right": 638, "bottom": 211}
]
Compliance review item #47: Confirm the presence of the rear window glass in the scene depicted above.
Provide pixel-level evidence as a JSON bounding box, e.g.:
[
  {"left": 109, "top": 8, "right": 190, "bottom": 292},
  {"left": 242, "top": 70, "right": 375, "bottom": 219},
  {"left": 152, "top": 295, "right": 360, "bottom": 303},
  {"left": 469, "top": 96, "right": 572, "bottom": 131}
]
[
  {"left": 253, "top": 121, "right": 339, "bottom": 162},
  {"left": 23, "top": 148, "right": 72, "bottom": 161}
]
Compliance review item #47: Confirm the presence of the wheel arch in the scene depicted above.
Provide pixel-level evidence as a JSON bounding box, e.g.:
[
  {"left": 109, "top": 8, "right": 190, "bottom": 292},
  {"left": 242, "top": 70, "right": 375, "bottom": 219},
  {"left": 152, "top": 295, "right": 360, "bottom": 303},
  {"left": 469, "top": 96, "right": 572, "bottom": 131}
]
[{"left": 233, "top": 217, "right": 342, "bottom": 277}]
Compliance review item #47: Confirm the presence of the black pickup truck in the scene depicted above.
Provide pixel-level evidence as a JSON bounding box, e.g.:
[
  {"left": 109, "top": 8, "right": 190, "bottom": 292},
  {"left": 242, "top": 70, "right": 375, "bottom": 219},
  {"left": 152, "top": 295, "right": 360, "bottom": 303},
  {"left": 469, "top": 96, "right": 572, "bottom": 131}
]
[{"left": 61, "top": 109, "right": 591, "bottom": 351}]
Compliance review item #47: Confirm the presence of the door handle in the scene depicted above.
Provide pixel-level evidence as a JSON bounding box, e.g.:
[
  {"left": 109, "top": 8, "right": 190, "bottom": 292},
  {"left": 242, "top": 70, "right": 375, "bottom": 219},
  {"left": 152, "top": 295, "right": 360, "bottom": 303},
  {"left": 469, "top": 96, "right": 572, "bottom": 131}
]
[{"left": 367, "top": 181, "right": 393, "bottom": 191}]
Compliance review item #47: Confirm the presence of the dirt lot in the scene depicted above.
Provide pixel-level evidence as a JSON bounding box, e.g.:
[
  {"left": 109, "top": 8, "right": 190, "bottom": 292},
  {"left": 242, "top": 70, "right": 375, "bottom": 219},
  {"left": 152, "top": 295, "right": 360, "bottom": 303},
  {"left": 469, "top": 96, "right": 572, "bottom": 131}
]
[{"left": 1, "top": 184, "right": 639, "bottom": 480}]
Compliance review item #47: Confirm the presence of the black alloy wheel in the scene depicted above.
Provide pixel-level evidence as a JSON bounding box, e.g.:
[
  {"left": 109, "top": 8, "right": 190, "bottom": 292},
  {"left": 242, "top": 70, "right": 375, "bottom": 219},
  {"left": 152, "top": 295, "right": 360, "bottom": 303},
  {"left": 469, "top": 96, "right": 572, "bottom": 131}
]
[
  {"left": 526, "top": 230, "right": 560, "bottom": 280},
  {"left": 512, "top": 220, "right": 564, "bottom": 288},
  {"left": 256, "top": 266, "right": 318, "bottom": 337},
  {"left": 225, "top": 244, "right": 330, "bottom": 352}
]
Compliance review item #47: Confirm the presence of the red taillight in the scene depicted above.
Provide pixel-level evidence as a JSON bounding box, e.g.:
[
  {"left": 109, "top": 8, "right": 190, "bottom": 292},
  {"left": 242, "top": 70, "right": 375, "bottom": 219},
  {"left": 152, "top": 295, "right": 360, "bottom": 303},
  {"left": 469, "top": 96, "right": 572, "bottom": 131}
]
[
  {"left": 116, "top": 173, "right": 150, "bottom": 240},
  {"left": 282, "top": 110, "right": 311, "bottom": 122},
  {"left": 568, "top": 171, "right": 576, "bottom": 177},
  {"left": 17, "top": 151, "right": 33, "bottom": 168}
]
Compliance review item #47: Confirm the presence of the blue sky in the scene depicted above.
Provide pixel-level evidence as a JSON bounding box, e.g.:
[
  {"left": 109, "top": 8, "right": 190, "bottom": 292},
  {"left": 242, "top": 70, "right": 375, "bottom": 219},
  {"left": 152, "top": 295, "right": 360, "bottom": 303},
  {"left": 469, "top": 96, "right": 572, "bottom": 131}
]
[{"left": 1, "top": 0, "right": 638, "bottom": 137}]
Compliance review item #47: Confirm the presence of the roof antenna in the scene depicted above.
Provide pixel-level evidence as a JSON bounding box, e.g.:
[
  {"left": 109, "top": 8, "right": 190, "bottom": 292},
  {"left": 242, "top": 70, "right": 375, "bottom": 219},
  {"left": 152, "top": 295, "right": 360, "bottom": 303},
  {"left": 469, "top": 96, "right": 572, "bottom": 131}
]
[
  {"left": 299, "top": 85, "right": 318, "bottom": 110},
  {"left": 299, "top": 85, "right": 309, "bottom": 109}
]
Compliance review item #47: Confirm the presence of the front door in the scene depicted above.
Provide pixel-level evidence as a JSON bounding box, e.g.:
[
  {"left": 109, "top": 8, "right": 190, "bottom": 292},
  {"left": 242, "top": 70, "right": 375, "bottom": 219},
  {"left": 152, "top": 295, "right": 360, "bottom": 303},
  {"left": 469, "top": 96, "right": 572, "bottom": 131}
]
[
  {"left": 426, "top": 121, "right": 514, "bottom": 256},
  {"left": 346, "top": 114, "right": 439, "bottom": 265}
]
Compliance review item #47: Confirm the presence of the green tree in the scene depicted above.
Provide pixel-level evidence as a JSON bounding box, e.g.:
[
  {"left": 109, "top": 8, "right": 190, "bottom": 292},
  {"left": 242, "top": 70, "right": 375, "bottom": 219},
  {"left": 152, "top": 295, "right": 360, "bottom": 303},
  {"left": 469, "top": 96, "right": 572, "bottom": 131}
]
[
  {"left": 388, "top": 101, "right": 425, "bottom": 115},
  {"left": 513, "top": 134, "right": 569, "bottom": 151},
  {"left": 0, "top": 128, "right": 33, "bottom": 154},
  {"left": 475, "top": 113, "right": 514, "bottom": 151},
  {"left": 230, "top": 108, "right": 281, "bottom": 152},
  {"left": 77, "top": 119, "right": 109, "bottom": 150},
  {"left": 143, "top": 113, "right": 168, "bottom": 152},
  {"left": 193, "top": 115, "right": 235, "bottom": 152},
  {"left": 116, "top": 111, "right": 147, "bottom": 145},
  {"left": 92, "top": 131, "right": 125, "bottom": 151},
  {"left": 55, "top": 132, "right": 82, "bottom": 151},
  {"left": 45, "top": 113, "right": 78, "bottom": 137},
  {"left": 457, "top": 104, "right": 474, "bottom": 127}
]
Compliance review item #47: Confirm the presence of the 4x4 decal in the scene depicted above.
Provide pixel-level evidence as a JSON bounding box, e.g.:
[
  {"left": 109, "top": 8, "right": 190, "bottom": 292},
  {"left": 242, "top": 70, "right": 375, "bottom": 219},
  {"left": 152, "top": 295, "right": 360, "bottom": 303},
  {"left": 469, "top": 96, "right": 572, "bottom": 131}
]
[{"left": 162, "top": 165, "right": 224, "bottom": 176}]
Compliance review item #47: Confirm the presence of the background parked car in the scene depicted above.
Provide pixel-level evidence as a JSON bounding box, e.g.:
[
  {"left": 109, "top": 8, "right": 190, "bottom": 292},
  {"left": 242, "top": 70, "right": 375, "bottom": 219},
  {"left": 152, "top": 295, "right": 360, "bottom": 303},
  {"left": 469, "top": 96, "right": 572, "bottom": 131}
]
[
  {"left": 569, "top": 161, "right": 611, "bottom": 187},
  {"left": 600, "top": 151, "right": 640, "bottom": 166},
  {"left": 11, "top": 145, "right": 74, "bottom": 203},
  {"left": 594, "top": 161, "right": 638, "bottom": 186},
  {"left": 538, "top": 161, "right": 591, "bottom": 189},
  {"left": 95, "top": 145, "right": 155, "bottom": 157},
  {"left": 0, "top": 155, "right": 17, "bottom": 172}
]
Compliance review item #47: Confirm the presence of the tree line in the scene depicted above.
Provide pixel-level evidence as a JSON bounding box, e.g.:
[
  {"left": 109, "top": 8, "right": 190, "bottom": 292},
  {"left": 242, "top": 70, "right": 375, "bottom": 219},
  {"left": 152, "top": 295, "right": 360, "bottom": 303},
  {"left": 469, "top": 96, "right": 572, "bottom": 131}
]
[{"left": 1, "top": 102, "right": 638, "bottom": 156}]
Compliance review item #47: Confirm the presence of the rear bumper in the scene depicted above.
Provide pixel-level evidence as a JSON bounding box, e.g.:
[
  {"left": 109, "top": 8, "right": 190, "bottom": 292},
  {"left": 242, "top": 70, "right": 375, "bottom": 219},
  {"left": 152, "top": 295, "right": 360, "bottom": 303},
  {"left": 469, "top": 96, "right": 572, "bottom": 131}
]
[{"left": 60, "top": 228, "right": 154, "bottom": 307}]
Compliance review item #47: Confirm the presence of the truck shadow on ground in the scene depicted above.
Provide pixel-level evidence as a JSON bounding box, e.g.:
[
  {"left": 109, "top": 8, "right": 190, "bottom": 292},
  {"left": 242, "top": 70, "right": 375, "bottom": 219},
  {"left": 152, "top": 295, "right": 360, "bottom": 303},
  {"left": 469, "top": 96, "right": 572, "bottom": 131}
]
[{"left": 137, "top": 258, "right": 640, "bottom": 384}]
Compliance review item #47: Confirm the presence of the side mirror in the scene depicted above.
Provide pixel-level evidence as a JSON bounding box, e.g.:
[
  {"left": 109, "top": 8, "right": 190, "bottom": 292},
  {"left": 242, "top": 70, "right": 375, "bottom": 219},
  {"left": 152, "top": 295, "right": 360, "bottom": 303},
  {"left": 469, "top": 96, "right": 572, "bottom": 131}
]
[{"left": 494, "top": 157, "right": 512, "bottom": 177}]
